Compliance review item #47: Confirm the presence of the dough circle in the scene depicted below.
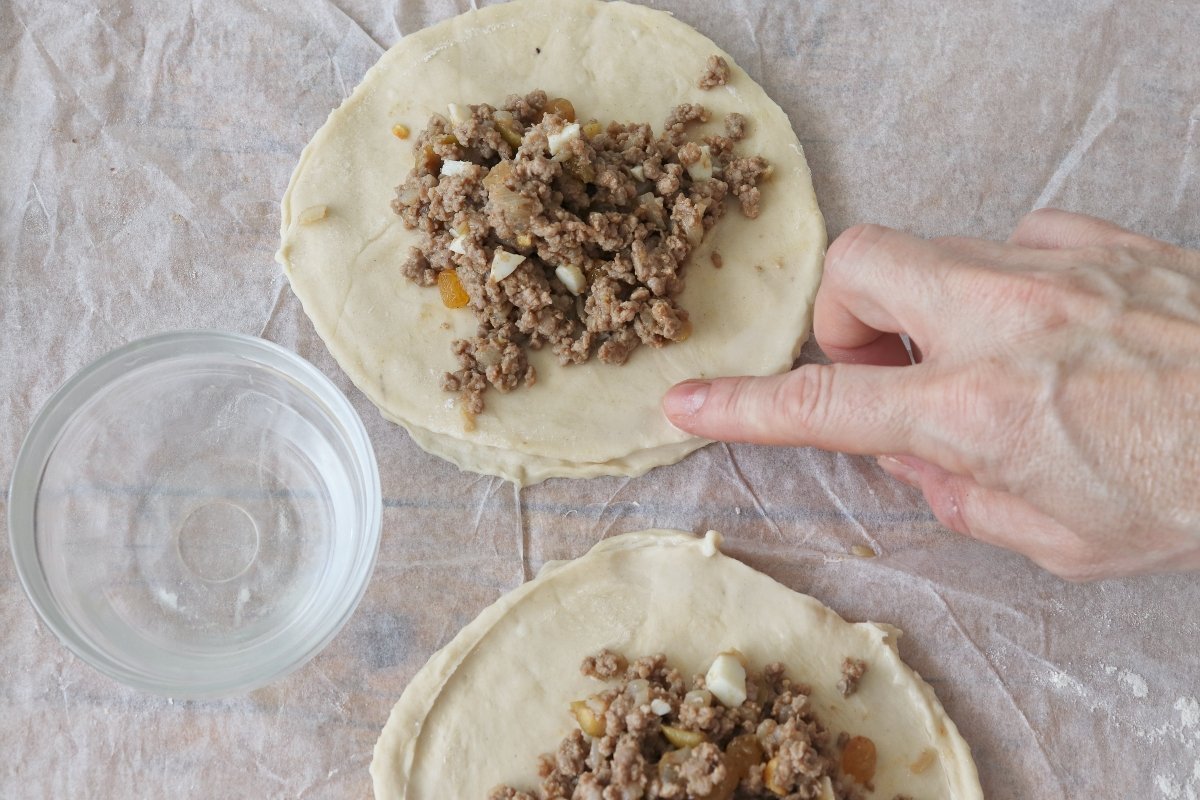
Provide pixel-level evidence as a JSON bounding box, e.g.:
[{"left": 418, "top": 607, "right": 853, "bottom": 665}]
[
  {"left": 277, "top": 0, "right": 825, "bottom": 484},
  {"left": 370, "top": 530, "right": 983, "bottom": 799}
]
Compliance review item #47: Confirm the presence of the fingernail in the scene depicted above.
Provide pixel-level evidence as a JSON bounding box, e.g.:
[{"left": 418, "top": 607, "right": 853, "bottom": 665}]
[
  {"left": 664, "top": 380, "right": 710, "bottom": 418},
  {"left": 877, "top": 455, "right": 919, "bottom": 487}
]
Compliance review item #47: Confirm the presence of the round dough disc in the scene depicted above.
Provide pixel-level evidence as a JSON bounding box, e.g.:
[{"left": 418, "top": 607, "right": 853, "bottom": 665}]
[
  {"left": 370, "top": 530, "right": 983, "bottom": 799},
  {"left": 277, "top": 0, "right": 826, "bottom": 485}
]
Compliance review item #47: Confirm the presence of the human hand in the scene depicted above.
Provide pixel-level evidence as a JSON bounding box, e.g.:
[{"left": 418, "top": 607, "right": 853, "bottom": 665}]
[{"left": 663, "top": 209, "right": 1200, "bottom": 580}]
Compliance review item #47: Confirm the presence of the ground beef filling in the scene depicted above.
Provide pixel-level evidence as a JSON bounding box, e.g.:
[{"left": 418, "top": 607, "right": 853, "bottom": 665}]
[
  {"left": 392, "top": 85, "right": 771, "bottom": 416},
  {"left": 837, "top": 658, "right": 867, "bottom": 698},
  {"left": 489, "top": 651, "right": 879, "bottom": 800},
  {"left": 698, "top": 55, "right": 731, "bottom": 89}
]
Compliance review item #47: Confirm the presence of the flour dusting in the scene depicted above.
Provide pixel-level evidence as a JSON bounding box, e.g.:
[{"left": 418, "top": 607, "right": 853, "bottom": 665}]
[
  {"left": 1158, "top": 775, "right": 1183, "bottom": 800},
  {"left": 1178, "top": 697, "right": 1200, "bottom": 730},
  {"left": 1045, "top": 667, "right": 1087, "bottom": 697},
  {"left": 1120, "top": 669, "right": 1149, "bottom": 699},
  {"left": 1150, "top": 697, "right": 1200, "bottom": 799}
]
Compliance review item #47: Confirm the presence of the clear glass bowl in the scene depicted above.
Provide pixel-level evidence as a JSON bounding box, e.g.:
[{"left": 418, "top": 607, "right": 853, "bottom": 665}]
[{"left": 8, "top": 331, "right": 381, "bottom": 697}]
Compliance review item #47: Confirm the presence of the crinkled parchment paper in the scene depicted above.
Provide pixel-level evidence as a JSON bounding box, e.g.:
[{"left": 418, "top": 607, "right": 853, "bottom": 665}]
[{"left": 2, "top": 1, "right": 1198, "bottom": 798}]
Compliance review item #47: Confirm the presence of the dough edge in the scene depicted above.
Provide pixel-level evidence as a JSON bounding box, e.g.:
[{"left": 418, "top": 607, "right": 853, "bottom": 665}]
[{"left": 369, "top": 530, "right": 983, "bottom": 800}]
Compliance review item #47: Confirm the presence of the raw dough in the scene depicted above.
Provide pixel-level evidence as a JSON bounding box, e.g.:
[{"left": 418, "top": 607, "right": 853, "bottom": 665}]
[
  {"left": 370, "top": 530, "right": 983, "bottom": 799},
  {"left": 277, "top": 0, "right": 825, "bottom": 485}
]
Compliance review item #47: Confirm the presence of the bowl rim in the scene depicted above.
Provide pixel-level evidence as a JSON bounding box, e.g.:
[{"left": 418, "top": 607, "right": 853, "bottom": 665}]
[{"left": 7, "top": 330, "right": 382, "bottom": 698}]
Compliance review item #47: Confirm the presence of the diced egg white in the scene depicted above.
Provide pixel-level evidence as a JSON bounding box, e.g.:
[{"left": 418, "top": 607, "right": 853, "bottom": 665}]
[
  {"left": 685, "top": 144, "right": 714, "bottom": 182},
  {"left": 547, "top": 122, "right": 581, "bottom": 156},
  {"left": 448, "top": 225, "right": 470, "bottom": 254},
  {"left": 440, "top": 159, "right": 471, "bottom": 177},
  {"left": 705, "top": 652, "right": 747, "bottom": 708},
  {"left": 490, "top": 249, "right": 527, "bottom": 282},
  {"left": 555, "top": 264, "right": 587, "bottom": 295},
  {"left": 650, "top": 698, "right": 671, "bottom": 716}
]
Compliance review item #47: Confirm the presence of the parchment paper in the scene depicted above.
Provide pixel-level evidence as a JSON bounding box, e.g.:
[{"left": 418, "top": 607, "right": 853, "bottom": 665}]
[{"left": 2, "top": 1, "right": 1198, "bottom": 798}]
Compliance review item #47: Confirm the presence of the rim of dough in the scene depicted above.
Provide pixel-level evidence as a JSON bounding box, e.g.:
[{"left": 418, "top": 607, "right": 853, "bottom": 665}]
[
  {"left": 277, "top": 0, "right": 826, "bottom": 484},
  {"left": 370, "top": 530, "right": 984, "bottom": 799}
]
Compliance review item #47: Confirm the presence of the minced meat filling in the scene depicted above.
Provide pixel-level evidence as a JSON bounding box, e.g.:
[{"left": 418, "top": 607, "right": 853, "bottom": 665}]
[
  {"left": 698, "top": 55, "right": 731, "bottom": 89},
  {"left": 488, "top": 651, "right": 877, "bottom": 800},
  {"left": 837, "top": 658, "right": 867, "bottom": 697},
  {"left": 392, "top": 87, "right": 771, "bottom": 416}
]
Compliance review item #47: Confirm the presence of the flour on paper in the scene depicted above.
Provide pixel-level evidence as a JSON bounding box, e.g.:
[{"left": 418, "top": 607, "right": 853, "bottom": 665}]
[{"left": 1105, "top": 664, "right": 1150, "bottom": 699}]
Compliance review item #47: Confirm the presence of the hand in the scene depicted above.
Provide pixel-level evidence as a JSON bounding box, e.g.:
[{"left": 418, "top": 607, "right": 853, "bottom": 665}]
[{"left": 663, "top": 209, "right": 1200, "bottom": 580}]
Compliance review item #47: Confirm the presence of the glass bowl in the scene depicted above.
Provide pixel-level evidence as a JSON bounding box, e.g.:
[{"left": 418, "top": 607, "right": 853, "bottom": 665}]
[{"left": 8, "top": 331, "right": 381, "bottom": 697}]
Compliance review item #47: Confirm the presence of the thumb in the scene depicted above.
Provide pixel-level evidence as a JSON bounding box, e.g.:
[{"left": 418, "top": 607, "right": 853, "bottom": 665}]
[{"left": 662, "top": 363, "right": 925, "bottom": 455}]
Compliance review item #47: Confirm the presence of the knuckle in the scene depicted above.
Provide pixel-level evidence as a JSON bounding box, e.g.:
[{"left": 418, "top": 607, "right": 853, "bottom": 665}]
[
  {"left": 1075, "top": 244, "right": 1127, "bottom": 270},
  {"left": 930, "top": 368, "right": 1001, "bottom": 448},
  {"left": 776, "top": 365, "right": 836, "bottom": 432},
  {"left": 976, "top": 267, "right": 1106, "bottom": 333},
  {"left": 988, "top": 268, "right": 1059, "bottom": 308},
  {"left": 1135, "top": 238, "right": 1187, "bottom": 266},
  {"left": 928, "top": 365, "right": 1034, "bottom": 478},
  {"left": 1093, "top": 237, "right": 1181, "bottom": 268},
  {"left": 1023, "top": 207, "right": 1064, "bottom": 227},
  {"left": 1009, "top": 208, "right": 1058, "bottom": 242},
  {"left": 825, "top": 224, "right": 891, "bottom": 276}
]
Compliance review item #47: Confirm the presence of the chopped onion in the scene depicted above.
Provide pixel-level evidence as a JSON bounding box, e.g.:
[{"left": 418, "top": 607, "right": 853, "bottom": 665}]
[
  {"left": 626, "top": 678, "right": 651, "bottom": 706},
  {"left": 685, "top": 144, "right": 714, "bottom": 182},
  {"left": 483, "top": 162, "right": 536, "bottom": 234}
]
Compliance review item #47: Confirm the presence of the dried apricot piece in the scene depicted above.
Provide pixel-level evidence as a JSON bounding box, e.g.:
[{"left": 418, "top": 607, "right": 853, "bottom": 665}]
[
  {"left": 840, "top": 735, "right": 877, "bottom": 785},
  {"left": 698, "top": 732, "right": 765, "bottom": 800},
  {"left": 419, "top": 144, "right": 441, "bottom": 174},
  {"left": 543, "top": 97, "right": 576, "bottom": 122},
  {"left": 724, "top": 733, "right": 764, "bottom": 774},
  {"left": 437, "top": 269, "right": 470, "bottom": 308}
]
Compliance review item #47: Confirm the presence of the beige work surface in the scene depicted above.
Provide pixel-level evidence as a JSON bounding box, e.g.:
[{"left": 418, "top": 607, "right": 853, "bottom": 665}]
[{"left": 1, "top": 1, "right": 1198, "bottom": 798}]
